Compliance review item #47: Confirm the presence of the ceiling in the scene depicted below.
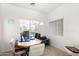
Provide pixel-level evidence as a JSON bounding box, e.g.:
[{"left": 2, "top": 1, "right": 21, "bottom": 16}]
[{"left": 11, "top": 3, "right": 63, "bottom": 13}]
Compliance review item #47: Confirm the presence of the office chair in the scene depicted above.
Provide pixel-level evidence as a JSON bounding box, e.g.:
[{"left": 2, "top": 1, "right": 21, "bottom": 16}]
[{"left": 29, "top": 43, "right": 45, "bottom": 56}]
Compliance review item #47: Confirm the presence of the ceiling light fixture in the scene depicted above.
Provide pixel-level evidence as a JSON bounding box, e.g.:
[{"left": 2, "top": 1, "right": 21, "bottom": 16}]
[{"left": 30, "top": 3, "right": 36, "bottom": 6}]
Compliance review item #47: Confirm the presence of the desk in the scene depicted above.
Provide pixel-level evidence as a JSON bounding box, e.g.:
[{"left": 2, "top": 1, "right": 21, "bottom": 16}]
[
  {"left": 15, "top": 39, "right": 41, "bottom": 56},
  {"left": 15, "top": 45, "right": 30, "bottom": 56},
  {"left": 18, "top": 39, "right": 42, "bottom": 46},
  {"left": 15, "top": 45, "right": 30, "bottom": 52}
]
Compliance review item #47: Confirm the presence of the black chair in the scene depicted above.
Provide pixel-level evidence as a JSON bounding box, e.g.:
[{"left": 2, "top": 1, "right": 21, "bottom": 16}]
[
  {"left": 40, "top": 36, "right": 50, "bottom": 46},
  {"left": 35, "top": 33, "right": 41, "bottom": 39}
]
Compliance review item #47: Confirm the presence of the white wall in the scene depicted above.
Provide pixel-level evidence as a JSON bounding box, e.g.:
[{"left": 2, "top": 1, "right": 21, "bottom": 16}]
[
  {"left": 48, "top": 3, "right": 79, "bottom": 52},
  {"left": 0, "top": 4, "right": 4, "bottom": 51},
  {"left": 0, "top": 3, "right": 48, "bottom": 51},
  {"left": 0, "top": 4, "right": 2, "bottom": 51}
]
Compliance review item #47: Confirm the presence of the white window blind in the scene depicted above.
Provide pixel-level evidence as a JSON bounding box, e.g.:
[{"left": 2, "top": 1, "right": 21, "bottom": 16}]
[{"left": 50, "top": 19, "right": 63, "bottom": 36}]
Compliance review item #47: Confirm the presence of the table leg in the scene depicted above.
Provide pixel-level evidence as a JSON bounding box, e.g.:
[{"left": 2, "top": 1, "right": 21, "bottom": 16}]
[{"left": 26, "top": 48, "right": 29, "bottom": 56}]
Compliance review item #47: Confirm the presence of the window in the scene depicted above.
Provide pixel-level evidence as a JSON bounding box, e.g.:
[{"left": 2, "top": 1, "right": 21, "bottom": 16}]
[
  {"left": 19, "top": 20, "right": 44, "bottom": 32},
  {"left": 50, "top": 18, "right": 63, "bottom": 36}
]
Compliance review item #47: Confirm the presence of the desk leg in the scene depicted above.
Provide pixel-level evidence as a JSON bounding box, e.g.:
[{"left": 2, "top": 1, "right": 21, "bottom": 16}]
[{"left": 26, "top": 48, "right": 29, "bottom": 56}]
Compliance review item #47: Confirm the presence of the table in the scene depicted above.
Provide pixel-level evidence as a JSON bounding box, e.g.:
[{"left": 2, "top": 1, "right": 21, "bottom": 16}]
[
  {"left": 18, "top": 39, "right": 42, "bottom": 46},
  {"left": 15, "top": 45, "right": 30, "bottom": 52},
  {"left": 15, "top": 39, "right": 41, "bottom": 56},
  {"left": 15, "top": 45, "right": 30, "bottom": 56}
]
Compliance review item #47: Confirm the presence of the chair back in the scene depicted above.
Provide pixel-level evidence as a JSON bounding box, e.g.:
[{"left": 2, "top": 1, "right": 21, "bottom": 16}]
[{"left": 29, "top": 43, "right": 45, "bottom": 56}]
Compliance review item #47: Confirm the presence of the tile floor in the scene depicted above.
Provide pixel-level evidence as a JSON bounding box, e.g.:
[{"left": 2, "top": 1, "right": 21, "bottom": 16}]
[
  {"left": 0, "top": 46, "right": 69, "bottom": 56},
  {"left": 43, "top": 46, "right": 69, "bottom": 56}
]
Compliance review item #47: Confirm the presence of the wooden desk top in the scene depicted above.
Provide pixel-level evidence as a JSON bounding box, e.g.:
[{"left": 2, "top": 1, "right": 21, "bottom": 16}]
[
  {"left": 15, "top": 45, "right": 30, "bottom": 53},
  {"left": 16, "top": 45, "right": 30, "bottom": 49}
]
